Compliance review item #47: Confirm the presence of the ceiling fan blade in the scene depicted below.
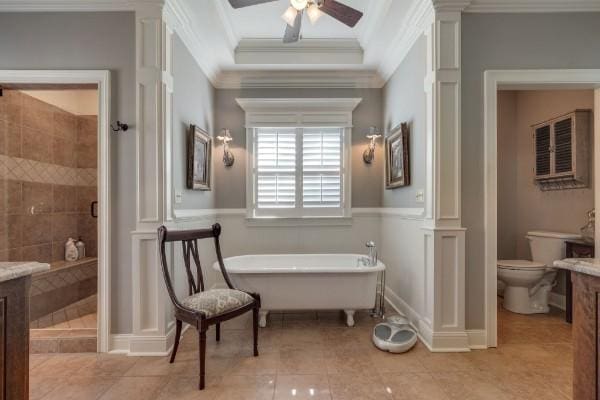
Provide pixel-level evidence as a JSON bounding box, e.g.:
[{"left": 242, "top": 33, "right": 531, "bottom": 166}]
[
  {"left": 228, "top": 0, "right": 278, "bottom": 9},
  {"left": 283, "top": 11, "right": 302, "bottom": 43},
  {"left": 320, "top": 0, "right": 363, "bottom": 27}
]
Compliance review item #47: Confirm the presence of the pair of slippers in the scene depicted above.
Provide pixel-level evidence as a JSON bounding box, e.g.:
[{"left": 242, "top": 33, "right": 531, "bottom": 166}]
[{"left": 372, "top": 315, "right": 418, "bottom": 353}]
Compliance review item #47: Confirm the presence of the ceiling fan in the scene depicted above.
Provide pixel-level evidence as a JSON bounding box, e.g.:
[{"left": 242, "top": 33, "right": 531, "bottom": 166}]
[{"left": 227, "top": 0, "right": 364, "bottom": 43}]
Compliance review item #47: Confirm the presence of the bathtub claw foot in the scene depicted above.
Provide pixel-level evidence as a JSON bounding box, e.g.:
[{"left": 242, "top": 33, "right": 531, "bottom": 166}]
[
  {"left": 258, "top": 310, "right": 269, "bottom": 328},
  {"left": 344, "top": 310, "right": 356, "bottom": 327}
]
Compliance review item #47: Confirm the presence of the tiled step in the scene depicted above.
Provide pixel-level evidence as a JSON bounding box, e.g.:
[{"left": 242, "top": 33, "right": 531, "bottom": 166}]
[{"left": 30, "top": 328, "right": 97, "bottom": 353}]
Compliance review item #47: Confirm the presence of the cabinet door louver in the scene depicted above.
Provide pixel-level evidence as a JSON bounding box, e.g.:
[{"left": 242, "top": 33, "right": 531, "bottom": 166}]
[
  {"left": 553, "top": 117, "right": 573, "bottom": 174},
  {"left": 256, "top": 128, "right": 296, "bottom": 209},
  {"left": 302, "top": 128, "right": 342, "bottom": 208},
  {"left": 535, "top": 125, "right": 551, "bottom": 177}
]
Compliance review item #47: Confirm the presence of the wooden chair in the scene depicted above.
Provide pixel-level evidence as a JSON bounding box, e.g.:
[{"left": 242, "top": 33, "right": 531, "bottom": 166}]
[{"left": 157, "top": 223, "right": 260, "bottom": 390}]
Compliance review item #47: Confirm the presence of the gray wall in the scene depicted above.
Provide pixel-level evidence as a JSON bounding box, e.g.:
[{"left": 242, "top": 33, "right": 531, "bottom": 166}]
[
  {"left": 214, "top": 88, "right": 384, "bottom": 209},
  {"left": 0, "top": 12, "right": 136, "bottom": 334},
  {"left": 462, "top": 12, "right": 600, "bottom": 329},
  {"left": 172, "top": 34, "right": 216, "bottom": 210},
  {"left": 382, "top": 35, "right": 427, "bottom": 208}
]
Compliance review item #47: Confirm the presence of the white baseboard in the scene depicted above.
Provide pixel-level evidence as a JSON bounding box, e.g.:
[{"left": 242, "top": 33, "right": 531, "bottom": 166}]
[
  {"left": 549, "top": 292, "right": 566, "bottom": 311},
  {"left": 427, "top": 330, "right": 471, "bottom": 352},
  {"left": 109, "top": 334, "right": 131, "bottom": 354},
  {"left": 384, "top": 286, "right": 434, "bottom": 351},
  {"left": 109, "top": 324, "right": 191, "bottom": 356},
  {"left": 466, "top": 329, "right": 488, "bottom": 349},
  {"left": 385, "top": 286, "right": 476, "bottom": 352}
]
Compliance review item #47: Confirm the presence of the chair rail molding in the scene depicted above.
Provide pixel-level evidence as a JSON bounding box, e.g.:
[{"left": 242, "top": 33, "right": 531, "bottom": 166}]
[{"left": 421, "top": 9, "right": 469, "bottom": 352}]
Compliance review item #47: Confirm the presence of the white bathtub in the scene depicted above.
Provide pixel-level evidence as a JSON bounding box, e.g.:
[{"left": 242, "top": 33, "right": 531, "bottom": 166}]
[{"left": 213, "top": 254, "right": 385, "bottom": 327}]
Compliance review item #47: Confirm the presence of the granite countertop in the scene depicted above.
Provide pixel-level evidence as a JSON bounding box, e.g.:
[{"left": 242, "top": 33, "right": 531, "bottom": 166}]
[
  {"left": 554, "top": 258, "right": 600, "bottom": 278},
  {"left": 0, "top": 262, "right": 50, "bottom": 283}
]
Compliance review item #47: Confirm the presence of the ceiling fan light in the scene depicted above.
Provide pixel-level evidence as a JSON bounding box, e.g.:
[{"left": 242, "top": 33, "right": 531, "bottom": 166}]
[
  {"left": 281, "top": 6, "right": 298, "bottom": 27},
  {"left": 290, "top": 0, "right": 308, "bottom": 11},
  {"left": 306, "top": 3, "right": 322, "bottom": 24}
]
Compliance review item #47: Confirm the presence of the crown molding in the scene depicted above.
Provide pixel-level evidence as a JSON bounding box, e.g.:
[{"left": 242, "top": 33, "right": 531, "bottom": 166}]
[
  {"left": 164, "top": 0, "right": 220, "bottom": 83},
  {"left": 0, "top": 0, "right": 163, "bottom": 11},
  {"left": 378, "top": 0, "right": 434, "bottom": 83},
  {"left": 356, "top": 0, "right": 393, "bottom": 48},
  {"left": 465, "top": 0, "right": 600, "bottom": 12},
  {"left": 236, "top": 97, "right": 362, "bottom": 114},
  {"left": 235, "top": 39, "right": 364, "bottom": 65},
  {"left": 214, "top": 69, "right": 385, "bottom": 89},
  {"left": 432, "top": 0, "right": 473, "bottom": 12},
  {"left": 212, "top": 0, "right": 239, "bottom": 52}
]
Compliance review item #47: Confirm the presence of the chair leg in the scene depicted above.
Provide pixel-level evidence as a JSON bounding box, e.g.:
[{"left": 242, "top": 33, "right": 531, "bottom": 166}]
[
  {"left": 198, "top": 328, "right": 207, "bottom": 390},
  {"left": 216, "top": 323, "right": 220, "bottom": 342},
  {"left": 252, "top": 306, "right": 259, "bottom": 357},
  {"left": 170, "top": 319, "right": 182, "bottom": 364}
]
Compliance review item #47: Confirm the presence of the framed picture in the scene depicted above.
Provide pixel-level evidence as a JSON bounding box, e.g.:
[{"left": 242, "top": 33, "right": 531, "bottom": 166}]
[
  {"left": 187, "top": 125, "right": 212, "bottom": 191},
  {"left": 385, "top": 122, "right": 410, "bottom": 189}
]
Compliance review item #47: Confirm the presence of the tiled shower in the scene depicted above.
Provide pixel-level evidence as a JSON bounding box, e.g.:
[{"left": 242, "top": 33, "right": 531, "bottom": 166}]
[{"left": 0, "top": 88, "right": 98, "bottom": 352}]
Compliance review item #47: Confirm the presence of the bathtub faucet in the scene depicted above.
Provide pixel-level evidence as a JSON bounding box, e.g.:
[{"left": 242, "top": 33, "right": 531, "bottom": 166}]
[{"left": 363, "top": 241, "right": 377, "bottom": 266}]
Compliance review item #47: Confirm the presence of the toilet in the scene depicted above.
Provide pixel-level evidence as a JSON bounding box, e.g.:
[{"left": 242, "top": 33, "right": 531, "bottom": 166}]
[{"left": 498, "top": 231, "right": 580, "bottom": 314}]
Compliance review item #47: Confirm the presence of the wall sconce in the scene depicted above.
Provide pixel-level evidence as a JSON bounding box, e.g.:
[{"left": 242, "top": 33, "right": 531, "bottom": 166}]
[
  {"left": 363, "top": 126, "right": 382, "bottom": 164},
  {"left": 217, "top": 129, "right": 235, "bottom": 167}
]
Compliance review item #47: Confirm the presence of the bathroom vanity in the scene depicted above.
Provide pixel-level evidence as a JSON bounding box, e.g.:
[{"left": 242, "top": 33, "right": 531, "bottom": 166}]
[
  {"left": 0, "top": 262, "right": 49, "bottom": 400},
  {"left": 554, "top": 258, "right": 600, "bottom": 400},
  {"left": 565, "top": 240, "right": 595, "bottom": 323}
]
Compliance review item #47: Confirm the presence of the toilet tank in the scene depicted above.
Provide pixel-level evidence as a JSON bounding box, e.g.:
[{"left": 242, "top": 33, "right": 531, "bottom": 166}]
[{"left": 526, "top": 231, "right": 581, "bottom": 266}]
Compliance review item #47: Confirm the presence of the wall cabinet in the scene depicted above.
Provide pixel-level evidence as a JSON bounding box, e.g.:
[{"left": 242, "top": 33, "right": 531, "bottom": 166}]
[{"left": 533, "top": 109, "right": 592, "bottom": 191}]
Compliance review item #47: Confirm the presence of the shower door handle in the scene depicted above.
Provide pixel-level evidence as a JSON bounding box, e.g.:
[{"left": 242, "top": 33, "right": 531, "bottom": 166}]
[{"left": 91, "top": 201, "right": 98, "bottom": 218}]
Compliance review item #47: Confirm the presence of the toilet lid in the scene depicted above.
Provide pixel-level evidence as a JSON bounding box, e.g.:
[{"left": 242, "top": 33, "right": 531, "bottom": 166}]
[{"left": 497, "top": 260, "right": 546, "bottom": 270}]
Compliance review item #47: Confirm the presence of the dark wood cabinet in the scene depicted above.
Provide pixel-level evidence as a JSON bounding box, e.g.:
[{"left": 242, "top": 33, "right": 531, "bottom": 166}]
[
  {"left": 573, "top": 272, "right": 600, "bottom": 400},
  {"left": 565, "top": 240, "right": 595, "bottom": 323},
  {"left": 0, "top": 275, "right": 31, "bottom": 400}
]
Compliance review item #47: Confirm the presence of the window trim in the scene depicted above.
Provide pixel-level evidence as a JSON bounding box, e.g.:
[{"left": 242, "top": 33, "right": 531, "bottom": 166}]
[{"left": 237, "top": 98, "right": 362, "bottom": 220}]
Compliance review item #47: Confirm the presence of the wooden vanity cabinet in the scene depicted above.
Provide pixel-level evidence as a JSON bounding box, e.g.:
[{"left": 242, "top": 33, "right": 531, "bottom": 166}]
[
  {"left": 565, "top": 240, "right": 595, "bottom": 323},
  {"left": 573, "top": 272, "right": 600, "bottom": 400},
  {"left": 0, "top": 275, "right": 31, "bottom": 400}
]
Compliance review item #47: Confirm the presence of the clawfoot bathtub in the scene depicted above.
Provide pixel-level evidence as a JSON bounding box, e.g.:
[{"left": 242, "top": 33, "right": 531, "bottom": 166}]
[{"left": 213, "top": 254, "right": 385, "bottom": 327}]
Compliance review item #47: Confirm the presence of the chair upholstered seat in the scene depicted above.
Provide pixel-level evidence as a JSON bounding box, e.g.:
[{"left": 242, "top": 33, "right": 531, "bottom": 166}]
[{"left": 181, "top": 288, "right": 254, "bottom": 318}]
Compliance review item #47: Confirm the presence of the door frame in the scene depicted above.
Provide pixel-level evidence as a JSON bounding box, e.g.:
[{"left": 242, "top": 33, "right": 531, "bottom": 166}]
[
  {"left": 483, "top": 69, "right": 600, "bottom": 348},
  {"left": 0, "top": 70, "right": 111, "bottom": 352}
]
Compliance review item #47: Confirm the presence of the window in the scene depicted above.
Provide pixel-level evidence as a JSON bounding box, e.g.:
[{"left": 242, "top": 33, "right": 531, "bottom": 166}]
[
  {"left": 251, "top": 127, "right": 347, "bottom": 218},
  {"left": 237, "top": 97, "right": 361, "bottom": 220}
]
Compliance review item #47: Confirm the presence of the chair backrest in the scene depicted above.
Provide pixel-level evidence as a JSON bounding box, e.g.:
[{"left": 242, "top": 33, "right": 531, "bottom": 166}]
[{"left": 157, "top": 223, "right": 235, "bottom": 313}]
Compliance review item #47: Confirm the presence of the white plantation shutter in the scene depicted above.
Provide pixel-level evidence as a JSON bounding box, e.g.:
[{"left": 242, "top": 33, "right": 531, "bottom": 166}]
[
  {"left": 255, "top": 128, "right": 296, "bottom": 209},
  {"left": 252, "top": 126, "right": 347, "bottom": 218},
  {"left": 302, "top": 128, "right": 343, "bottom": 208}
]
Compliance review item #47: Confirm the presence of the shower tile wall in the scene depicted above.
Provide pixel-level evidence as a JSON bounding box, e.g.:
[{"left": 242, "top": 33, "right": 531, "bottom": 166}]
[{"left": 0, "top": 90, "right": 97, "bottom": 263}]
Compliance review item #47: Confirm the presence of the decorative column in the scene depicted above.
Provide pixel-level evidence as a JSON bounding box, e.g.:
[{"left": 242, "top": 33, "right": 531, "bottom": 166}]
[
  {"left": 421, "top": 9, "right": 468, "bottom": 351},
  {"left": 129, "top": 2, "right": 175, "bottom": 355}
]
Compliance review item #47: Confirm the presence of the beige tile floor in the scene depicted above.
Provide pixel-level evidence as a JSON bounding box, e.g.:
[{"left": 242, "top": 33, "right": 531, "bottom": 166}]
[{"left": 29, "top": 302, "right": 573, "bottom": 400}]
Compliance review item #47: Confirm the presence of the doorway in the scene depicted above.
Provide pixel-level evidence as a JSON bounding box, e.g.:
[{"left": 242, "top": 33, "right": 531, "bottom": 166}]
[
  {"left": 0, "top": 71, "right": 111, "bottom": 352},
  {"left": 484, "top": 69, "right": 600, "bottom": 348}
]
